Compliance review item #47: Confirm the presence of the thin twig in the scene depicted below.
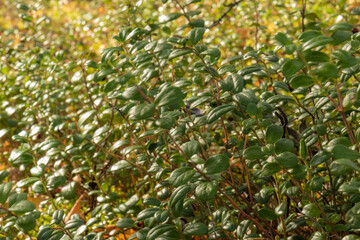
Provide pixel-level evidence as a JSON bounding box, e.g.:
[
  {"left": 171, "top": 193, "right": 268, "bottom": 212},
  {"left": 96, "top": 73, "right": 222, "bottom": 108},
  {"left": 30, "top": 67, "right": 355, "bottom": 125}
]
[
  {"left": 207, "top": 0, "right": 243, "bottom": 29},
  {"left": 301, "top": 0, "right": 307, "bottom": 32}
]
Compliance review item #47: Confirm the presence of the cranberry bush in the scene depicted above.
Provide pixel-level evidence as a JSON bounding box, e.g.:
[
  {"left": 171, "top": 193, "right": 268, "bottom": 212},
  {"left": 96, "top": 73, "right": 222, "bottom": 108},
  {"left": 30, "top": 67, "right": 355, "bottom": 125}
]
[{"left": 1, "top": 0, "right": 360, "bottom": 239}]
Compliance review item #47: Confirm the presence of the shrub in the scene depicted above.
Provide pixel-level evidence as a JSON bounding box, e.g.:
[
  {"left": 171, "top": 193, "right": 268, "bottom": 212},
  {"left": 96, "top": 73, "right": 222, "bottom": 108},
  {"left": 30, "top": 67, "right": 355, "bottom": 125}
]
[{"left": 1, "top": 0, "right": 360, "bottom": 239}]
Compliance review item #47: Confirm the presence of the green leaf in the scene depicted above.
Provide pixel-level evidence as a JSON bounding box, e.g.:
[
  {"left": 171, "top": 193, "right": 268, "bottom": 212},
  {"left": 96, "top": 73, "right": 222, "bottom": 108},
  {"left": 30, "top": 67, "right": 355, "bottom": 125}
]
[
  {"left": 266, "top": 124, "right": 284, "bottom": 144},
  {"left": 47, "top": 230, "right": 64, "bottom": 240},
  {"left": 0, "top": 170, "right": 9, "bottom": 183},
  {"left": 125, "top": 194, "right": 139, "bottom": 207},
  {"left": 29, "top": 125, "right": 44, "bottom": 138},
  {"left": 218, "top": 65, "right": 236, "bottom": 75},
  {"left": 305, "top": 51, "right": 330, "bottom": 63},
  {"left": 309, "top": 232, "right": 326, "bottom": 240},
  {"left": 8, "top": 200, "right": 35, "bottom": 213},
  {"left": 258, "top": 208, "right": 278, "bottom": 220},
  {"left": 147, "top": 224, "right": 181, "bottom": 240},
  {"left": 141, "top": 68, "right": 159, "bottom": 83},
  {"left": 129, "top": 103, "right": 155, "bottom": 121},
  {"left": 275, "top": 152, "right": 298, "bottom": 168},
  {"left": 231, "top": 73, "right": 244, "bottom": 93},
  {"left": 351, "top": 6, "right": 360, "bottom": 15},
  {"left": 221, "top": 55, "right": 243, "bottom": 65},
  {"left": 239, "top": 64, "right": 262, "bottom": 76},
  {"left": 137, "top": 208, "right": 159, "bottom": 221},
  {"left": 302, "top": 35, "right": 333, "bottom": 51},
  {"left": 94, "top": 68, "right": 117, "bottom": 82},
  {"left": 155, "top": 86, "right": 184, "bottom": 107},
  {"left": 116, "top": 218, "right": 135, "bottom": 228},
  {"left": 342, "top": 235, "right": 360, "bottom": 240},
  {"left": 334, "top": 159, "right": 360, "bottom": 172},
  {"left": 163, "top": 12, "right": 183, "bottom": 22},
  {"left": 299, "top": 31, "right": 322, "bottom": 42},
  {"left": 289, "top": 75, "right": 315, "bottom": 89},
  {"left": 189, "top": 27, "right": 205, "bottom": 45},
  {"left": 125, "top": 28, "right": 142, "bottom": 41},
  {"left": 169, "top": 185, "right": 191, "bottom": 209},
  {"left": 206, "top": 104, "right": 236, "bottom": 124},
  {"left": 262, "top": 162, "right": 281, "bottom": 177},
  {"left": 9, "top": 149, "right": 33, "bottom": 165},
  {"left": 37, "top": 228, "right": 54, "bottom": 240},
  {"left": 101, "top": 47, "right": 123, "bottom": 62},
  {"left": 308, "top": 176, "right": 325, "bottom": 192},
  {"left": 302, "top": 203, "right": 321, "bottom": 217},
  {"left": 181, "top": 140, "right": 200, "bottom": 158},
  {"left": 275, "top": 201, "right": 287, "bottom": 216},
  {"left": 243, "top": 146, "right": 265, "bottom": 160},
  {"left": 266, "top": 95, "right": 294, "bottom": 104},
  {"left": 332, "top": 145, "right": 360, "bottom": 160},
  {"left": 85, "top": 60, "right": 98, "bottom": 69},
  {"left": 0, "top": 182, "right": 12, "bottom": 204},
  {"left": 328, "top": 22, "right": 353, "bottom": 31},
  {"left": 47, "top": 176, "right": 66, "bottom": 189},
  {"left": 183, "top": 222, "right": 208, "bottom": 235},
  {"left": 30, "top": 165, "right": 45, "bottom": 177},
  {"left": 281, "top": 59, "right": 305, "bottom": 78},
  {"left": 275, "top": 138, "right": 294, "bottom": 154},
  {"left": 123, "top": 86, "right": 146, "bottom": 100},
  {"left": 274, "top": 32, "right": 292, "bottom": 46},
  {"left": 170, "top": 167, "right": 196, "bottom": 187},
  {"left": 8, "top": 193, "right": 27, "bottom": 207},
  {"left": 17, "top": 177, "right": 40, "bottom": 188},
  {"left": 61, "top": 181, "right": 77, "bottom": 200},
  {"left": 32, "top": 181, "right": 45, "bottom": 193},
  {"left": 17, "top": 3, "right": 29, "bottom": 11},
  {"left": 143, "top": 197, "right": 161, "bottom": 206},
  {"left": 185, "top": 0, "right": 201, "bottom": 5},
  {"left": 51, "top": 209, "right": 65, "bottom": 225},
  {"left": 168, "top": 49, "right": 192, "bottom": 60},
  {"left": 332, "top": 50, "right": 358, "bottom": 68},
  {"left": 202, "top": 48, "right": 221, "bottom": 58},
  {"left": 332, "top": 30, "right": 352, "bottom": 45},
  {"left": 16, "top": 214, "right": 36, "bottom": 232},
  {"left": 78, "top": 110, "right": 97, "bottom": 128},
  {"left": 190, "top": 96, "right": 210, "bottom": 108},
  {"left": 64, "top": 218, "right": 84, "bottom": 230},
  {"left": 155, "top": 116, "right": 175, "bottom": 129},
  {"left": 204, "top": 154, "right": 230, "bottom": 174},
  {"left": 195, "top": 182, "right": 217, "bottom": 202},
  {"left": 189, "top": 19, "right": 205, "bottom": 27},
  {"left": 299, "top": 138, "right": 308, "bottom": 159},
  {"left": 311, "top": 150, "right": 331, "bottom": 166}
]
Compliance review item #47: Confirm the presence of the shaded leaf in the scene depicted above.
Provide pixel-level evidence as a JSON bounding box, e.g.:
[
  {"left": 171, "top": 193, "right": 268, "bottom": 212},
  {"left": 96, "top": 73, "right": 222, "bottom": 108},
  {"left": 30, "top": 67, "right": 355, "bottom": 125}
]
[{"left": 204, "top": 154, "right": 230, "bottom": 174}]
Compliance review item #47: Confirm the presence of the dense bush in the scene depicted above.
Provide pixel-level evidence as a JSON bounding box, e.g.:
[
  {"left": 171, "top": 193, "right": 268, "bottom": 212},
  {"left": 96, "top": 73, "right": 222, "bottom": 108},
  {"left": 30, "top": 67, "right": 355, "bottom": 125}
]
[{"left": 1, "top": 0, "right": 360, "bottom": 239}]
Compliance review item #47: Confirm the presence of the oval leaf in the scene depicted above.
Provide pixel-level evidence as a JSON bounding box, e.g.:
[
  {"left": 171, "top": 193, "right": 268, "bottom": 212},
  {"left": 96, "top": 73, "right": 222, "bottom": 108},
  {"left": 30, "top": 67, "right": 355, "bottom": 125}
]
[{"left": 204, "top": 154, "right": 230, "bottom": 174}]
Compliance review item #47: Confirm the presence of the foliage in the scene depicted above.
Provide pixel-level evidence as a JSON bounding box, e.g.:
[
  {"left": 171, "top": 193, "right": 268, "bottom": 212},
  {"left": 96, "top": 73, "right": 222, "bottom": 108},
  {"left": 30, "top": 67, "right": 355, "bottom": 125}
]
[{"left": 1, "top": 0, "right": 360, "bottom": 239}]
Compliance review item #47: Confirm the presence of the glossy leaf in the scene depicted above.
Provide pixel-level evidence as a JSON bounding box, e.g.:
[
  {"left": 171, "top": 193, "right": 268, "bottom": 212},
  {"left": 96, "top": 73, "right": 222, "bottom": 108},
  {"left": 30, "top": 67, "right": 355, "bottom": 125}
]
[
  {"left": 183, "top": 222, "right": 208, "bottom": 235},
  {"left": 8, "top": 200, "right": 35, "bottom": 213},
  {"left": 266, "top": 124, "right": 283, "bottom": 144},
  {"left": 0, "top": 182, "right": 12, "bottom": 204},
  {"left": 169, "top": 167, "right": 196, "bottom": 187},
  {"left": 289, "top": 75, "right": 314, "bottom": 89},
  {"left": 189, "top": 27, "right": 205, "bottom": 45},
  {"left": 155, "top": 86, "right": 184, "bottom": 107},
  {"left": 206, "top": 104, "right": 236, "bottom": 124},
  {"left": 204, "top": 154, "right": 230, "bottom": 174},
  {"left": 302, "top": 35, "right": 333, "bottom": 51},
  {"left": 281, "top": 59, "right": 305, "bottom": 78},
  {"left": 195, "top": 182, "right": 217, "bottom": 202},
  {"left": 129, "top": 103, "right": 155, "bottom": 120}
]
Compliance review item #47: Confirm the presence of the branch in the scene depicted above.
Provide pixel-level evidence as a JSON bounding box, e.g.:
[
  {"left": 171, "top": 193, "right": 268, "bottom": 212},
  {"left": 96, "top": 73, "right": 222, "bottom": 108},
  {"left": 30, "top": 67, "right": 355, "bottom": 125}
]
[{"left": 207, "top": 0, "right": 243, "bottom": 29}]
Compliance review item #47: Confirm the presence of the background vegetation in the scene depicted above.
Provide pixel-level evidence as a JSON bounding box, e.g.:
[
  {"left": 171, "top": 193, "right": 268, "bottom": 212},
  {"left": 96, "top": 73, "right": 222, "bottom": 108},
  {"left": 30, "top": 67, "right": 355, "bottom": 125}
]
[{"left": 1, "top": 0, "right": 360, "bottom": 239}]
